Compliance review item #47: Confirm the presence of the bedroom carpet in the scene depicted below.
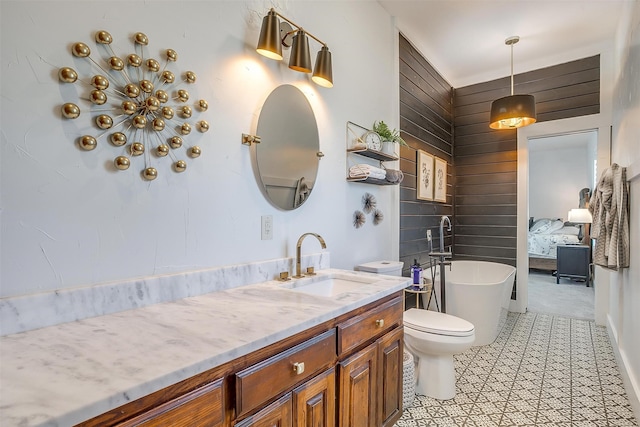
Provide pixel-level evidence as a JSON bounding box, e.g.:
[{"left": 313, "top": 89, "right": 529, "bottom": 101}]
[
  {"left": 395, "top": 311, "right": 638, "bottom": 426},
  {"left": 528, "top": 271, "right": 595, "bottom": 320}
]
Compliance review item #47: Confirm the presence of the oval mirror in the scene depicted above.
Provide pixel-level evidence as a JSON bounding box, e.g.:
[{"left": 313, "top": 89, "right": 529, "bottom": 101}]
[{"left": 255, "top": 85, "right": 320, "bottom": 210}]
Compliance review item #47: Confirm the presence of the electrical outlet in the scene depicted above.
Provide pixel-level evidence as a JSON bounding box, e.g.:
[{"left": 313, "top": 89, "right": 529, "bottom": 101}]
[
  {"left": 261, "top": 215, "right": 273, "bottom": 240},
  {"left": 426, "top": 230, "right": 432, "bottom": 241}
]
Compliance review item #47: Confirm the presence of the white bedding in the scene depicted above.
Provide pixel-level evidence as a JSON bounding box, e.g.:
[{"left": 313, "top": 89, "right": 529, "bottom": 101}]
[{"left": 528, "top": 218, "right": 580, "bottom": 258}]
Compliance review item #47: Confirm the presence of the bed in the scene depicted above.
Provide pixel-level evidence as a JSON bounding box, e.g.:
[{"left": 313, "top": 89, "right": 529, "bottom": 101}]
[{"left": 528, "top": 218, "right": 581, "bottom": 271}]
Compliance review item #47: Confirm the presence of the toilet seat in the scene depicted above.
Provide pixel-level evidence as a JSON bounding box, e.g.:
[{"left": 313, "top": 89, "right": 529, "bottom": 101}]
[{"left": 404, "top": 309, "right": 474, "bottom": 337}]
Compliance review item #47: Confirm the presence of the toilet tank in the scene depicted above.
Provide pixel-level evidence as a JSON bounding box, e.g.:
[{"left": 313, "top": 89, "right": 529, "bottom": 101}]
[{"left": 355, "top": 261, "right": 404, "bottom": 276}]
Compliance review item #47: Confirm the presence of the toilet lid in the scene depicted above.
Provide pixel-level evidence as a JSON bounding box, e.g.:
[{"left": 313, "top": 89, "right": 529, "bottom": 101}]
[{"left": 403, "top": 309, "right": 474, "bottom": 337}]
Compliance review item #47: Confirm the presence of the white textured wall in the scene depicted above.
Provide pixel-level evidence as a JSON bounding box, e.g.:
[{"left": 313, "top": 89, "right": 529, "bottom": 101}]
[
  {"left": 529, "top": 145, "right": 590, "bottom": 221},
  {"left": 0, "top": 0, "right": 400, "bottom": 298},
  {"left": 609, "top": 0, "right": 640, "bottom": 417}
]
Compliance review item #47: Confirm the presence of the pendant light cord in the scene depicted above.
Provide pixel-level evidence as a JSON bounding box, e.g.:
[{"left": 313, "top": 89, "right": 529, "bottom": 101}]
[{"left": 510, "top": 42, "right": 514, "bottom": 96}]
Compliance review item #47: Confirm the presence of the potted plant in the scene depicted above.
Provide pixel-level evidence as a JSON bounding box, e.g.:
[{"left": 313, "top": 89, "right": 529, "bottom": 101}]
[{"left": 373, "top": 120, "right": 407, "bottom": 154}]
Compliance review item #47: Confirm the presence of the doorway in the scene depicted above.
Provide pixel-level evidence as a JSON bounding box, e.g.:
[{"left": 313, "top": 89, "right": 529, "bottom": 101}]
[
  {"left": 527, "top": 131, "right": 597, "bottom": 319},
  {"left": 512, "top": 114, "right": 611, "bottom": 325}
]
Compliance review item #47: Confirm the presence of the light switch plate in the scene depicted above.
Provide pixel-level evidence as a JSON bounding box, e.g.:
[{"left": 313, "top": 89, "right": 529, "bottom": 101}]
[
  {"left": 261, "top": 215, "right": 273, "bottom": 240},
  {"left": 426, "top": 229, "right": 432, "bottom": 241}
]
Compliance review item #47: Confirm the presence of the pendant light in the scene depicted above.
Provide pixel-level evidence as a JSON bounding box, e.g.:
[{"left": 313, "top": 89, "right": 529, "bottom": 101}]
[
  {"left": 289, "top": 30, "right": 312, "bottom": 73},
  {"left": 255, "top": 8, "right": 333, "bottom": 88},
  {"left": 256, "top": 10, "right": 283, "bottom": 61},
  {"left": 312, "top": 46, "right": 333, "bottom": 88},
  {"left": 489, "top": 36, "right": 536, "bottom": 129}
]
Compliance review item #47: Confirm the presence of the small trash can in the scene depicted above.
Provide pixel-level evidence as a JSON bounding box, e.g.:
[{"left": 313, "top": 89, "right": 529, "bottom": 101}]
[{"left": 402, "top": 350, "right": 416, "bottom": 408}]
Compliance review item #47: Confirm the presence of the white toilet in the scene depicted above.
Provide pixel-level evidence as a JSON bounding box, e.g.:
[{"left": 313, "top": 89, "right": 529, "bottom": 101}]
[
  {"left": 355, "top": 260, "right": 475, "bottom": 401},
  {"left": 403, "top": 308, "right": 475, "bottom": 400}
]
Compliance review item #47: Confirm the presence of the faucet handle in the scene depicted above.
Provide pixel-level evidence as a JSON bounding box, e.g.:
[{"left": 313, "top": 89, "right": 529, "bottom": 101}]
[
  {"left": 278, "top": 271, "right": 291, "bottom": 281},
  {"left": 305, "top": 266, "right": 316, "bottom": 275}
]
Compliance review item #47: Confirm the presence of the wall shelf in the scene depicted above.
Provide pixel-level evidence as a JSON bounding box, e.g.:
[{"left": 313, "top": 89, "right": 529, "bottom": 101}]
[
  {"left": 346, "top": 176, "right": 396, "bottom": 185},
  {"left": 346, "top": 121, "right": 399, "bottom": 186},
  {"left": 347, "top": 147, "right": 398, "bottom": 162}
]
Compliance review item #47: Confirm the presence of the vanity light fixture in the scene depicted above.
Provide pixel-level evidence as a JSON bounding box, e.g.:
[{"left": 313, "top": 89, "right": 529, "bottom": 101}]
[
  {"left": 256, "top": 8, "right": 333, "bottom": 88},
  {"left": 489, "top": 36, "right": 536, "bottom": 130}
]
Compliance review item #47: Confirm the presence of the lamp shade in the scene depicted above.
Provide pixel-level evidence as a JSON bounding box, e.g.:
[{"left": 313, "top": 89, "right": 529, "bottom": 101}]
[
  {"left": 312, "top": 46, "right": 333, "bottom": 88},
  {"left": 256, "top": 10, "right": 283, "bottom": 60},
  {"left": 568, "top": 208, "right": 592, "bottom": 224},
  {"left": 289, "top": 30, "right": 312, "bottom": 73},
  {"left": 489, "top": 94, "right": 537, "bottom": 129}
]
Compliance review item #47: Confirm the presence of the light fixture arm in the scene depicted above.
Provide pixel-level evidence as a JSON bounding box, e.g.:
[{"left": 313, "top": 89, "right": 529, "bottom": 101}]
[{"left": 270, "top": 8, "right": 328, "bottom": 47}]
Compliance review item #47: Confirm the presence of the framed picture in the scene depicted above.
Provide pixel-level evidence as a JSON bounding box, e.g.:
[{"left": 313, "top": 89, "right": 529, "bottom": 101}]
[
  {"left": 417, "top": 150, "right": 433, "bottom": 201},
  {"left": 434, "top": 157, "right": 447, "bottom": 202}
]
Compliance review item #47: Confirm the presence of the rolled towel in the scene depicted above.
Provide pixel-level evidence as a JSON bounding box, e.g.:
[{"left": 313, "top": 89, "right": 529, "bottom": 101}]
[
  {"left": 385, "top": 169, "right": 404, "bottom": 184},
  {"left": 351, "top": 141, "right": 367, "bottom": 150},
  {"left": 349, "top": 164, "right": 386, "bottom": 179}
]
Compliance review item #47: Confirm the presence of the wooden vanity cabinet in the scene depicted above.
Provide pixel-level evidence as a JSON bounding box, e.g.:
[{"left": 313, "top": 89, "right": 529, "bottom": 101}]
[{"left": 78, "top": 292, "right": 403, "bottom": 427}]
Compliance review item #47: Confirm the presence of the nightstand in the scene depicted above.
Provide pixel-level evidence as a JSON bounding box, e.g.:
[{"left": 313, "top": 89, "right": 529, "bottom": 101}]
[{"left": 556, "top": 244, "right": 591, "bottom": 286}]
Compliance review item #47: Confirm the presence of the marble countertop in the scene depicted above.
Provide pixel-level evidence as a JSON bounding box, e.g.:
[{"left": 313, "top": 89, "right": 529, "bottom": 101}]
[{"left": 0, "top": 269, "right": 410, "bottom": 427}]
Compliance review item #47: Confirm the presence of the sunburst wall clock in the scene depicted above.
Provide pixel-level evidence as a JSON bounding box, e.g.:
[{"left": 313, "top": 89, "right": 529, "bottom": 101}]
[{"left": 59, "top": 30, "right": 209, "bottom": 181}]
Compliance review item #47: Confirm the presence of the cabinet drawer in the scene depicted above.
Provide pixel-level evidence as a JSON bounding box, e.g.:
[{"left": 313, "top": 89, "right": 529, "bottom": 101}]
[
  {"left": 117, "top": 378, "right": 224, "bottom": 427},
  {"left": 236, "top": 328, "right": 337, "bottom": 418},
  {"left": 337, "top": 297, "right": 402, "bottom": 356}
]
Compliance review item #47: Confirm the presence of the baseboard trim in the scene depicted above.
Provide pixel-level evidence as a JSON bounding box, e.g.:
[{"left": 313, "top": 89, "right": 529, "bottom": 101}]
[{"left": 607, "top": 314, "right": 640, "bottom": 422}]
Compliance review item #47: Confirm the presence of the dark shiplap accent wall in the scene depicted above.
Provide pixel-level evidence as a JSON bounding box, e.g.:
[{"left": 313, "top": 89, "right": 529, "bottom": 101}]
[
  {"left": 453, "top": 55, "right": 600, "bottom": 266},
  {"left": 399, "top": 34, "right": 454, "bottom": 276}
]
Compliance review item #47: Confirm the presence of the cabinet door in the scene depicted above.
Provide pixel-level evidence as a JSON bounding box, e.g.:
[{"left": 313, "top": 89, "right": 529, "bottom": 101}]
[
  {"left": 292, "top": 368, "right": 336, "bottom": 427},
  {"left": 378, "top": 327, "right": 403, "bottom": 427},
  {"left": 116, "top": 379, "right": 225, "bottom": 427},
  {"left": 235, "top": 393, "right": 293, "bottom": 427},
  {"left": 338, "top": 343, "right": 378, "bottom": 427}
]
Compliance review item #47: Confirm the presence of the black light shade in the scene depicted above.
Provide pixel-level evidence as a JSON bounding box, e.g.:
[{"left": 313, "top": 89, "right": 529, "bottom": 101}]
[
  {"left": 289, "top": 30, "right": 312, "bottom": 73},
  {"left": 489, "top": 94, "right": 536, "bottom": 129},
  {"left": 312, "top": 46, "right": 333, "bottom": 88},
  {"left": 256, "top": 10, "right": 283, "bottom": 61}
]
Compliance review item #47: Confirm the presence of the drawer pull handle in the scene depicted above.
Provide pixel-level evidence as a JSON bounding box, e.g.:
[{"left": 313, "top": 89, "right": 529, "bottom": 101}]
[
  {"left": 292, "top": 362, "right": 305, "bottom": 375},
  {"left": 376, "top": 319, "right": 384, "bottom": 328}
]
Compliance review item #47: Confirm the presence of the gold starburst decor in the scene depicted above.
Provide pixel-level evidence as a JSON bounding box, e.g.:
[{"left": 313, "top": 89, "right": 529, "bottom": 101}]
[{"left": 59, "top": 30, "right": 209, "bottom": 181}]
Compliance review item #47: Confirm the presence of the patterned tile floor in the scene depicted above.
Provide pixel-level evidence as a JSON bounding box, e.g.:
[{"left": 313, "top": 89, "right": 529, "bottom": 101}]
[{"left": 396, "top": 311, "right": 638, "bottom": 426}]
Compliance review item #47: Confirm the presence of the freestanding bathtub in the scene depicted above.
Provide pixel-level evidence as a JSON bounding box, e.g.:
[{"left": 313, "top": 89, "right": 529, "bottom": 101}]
[{"left": 424, "top": 260, "right": 516, "bottom": 346}]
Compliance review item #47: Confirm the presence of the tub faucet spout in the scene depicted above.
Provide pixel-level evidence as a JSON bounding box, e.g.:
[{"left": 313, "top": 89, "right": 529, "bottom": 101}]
[
  {"left": 295, "top": 233, "right": 327, "bottom": 278},
  {"left": 439, "top": 215, "right": 452, "bottom": 253}
]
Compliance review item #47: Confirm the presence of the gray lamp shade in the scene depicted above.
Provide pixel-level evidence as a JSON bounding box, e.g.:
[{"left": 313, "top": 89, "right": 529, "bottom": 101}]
[
  {"left": 289, "top": 30, "right": 312, "bottom": 73},
  {"left": 256, "top": 10, "right": 283, "bottom": 60},
  {"left": 489, "top": 94, "right": 536, "bottom": 129},
  {"left": 312, "top": 46, "right": 333, "bottom": 88}
]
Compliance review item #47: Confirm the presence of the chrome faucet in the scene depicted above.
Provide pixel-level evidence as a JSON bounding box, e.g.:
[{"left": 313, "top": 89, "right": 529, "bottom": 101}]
[
  {"left": 294, "top": 233, "right": 327, "bottom": 278},
  {"left": 439, "top": 215, "right": 452, "bottom": 254}
]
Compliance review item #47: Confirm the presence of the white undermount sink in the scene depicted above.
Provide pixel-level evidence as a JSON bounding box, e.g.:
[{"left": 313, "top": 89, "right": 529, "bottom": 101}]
[{"left": 281, "top": 273, "right": 379, "bottom": 297}]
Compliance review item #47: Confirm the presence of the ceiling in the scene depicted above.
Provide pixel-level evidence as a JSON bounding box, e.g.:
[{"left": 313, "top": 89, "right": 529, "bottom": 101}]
[{"left": 378, "top": 0, "right": 629, "bottom": 88}]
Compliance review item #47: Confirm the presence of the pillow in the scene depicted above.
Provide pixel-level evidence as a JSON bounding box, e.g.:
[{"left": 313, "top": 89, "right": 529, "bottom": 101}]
[
  {"left": 531, "top": 218, "right": 564, "bottom": 234},
  {"left": 551, "top": 225, "right": 580, "bottom": 236},
  {"left": 529, "top": 218, "right": 550, "bottom": 233}
]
